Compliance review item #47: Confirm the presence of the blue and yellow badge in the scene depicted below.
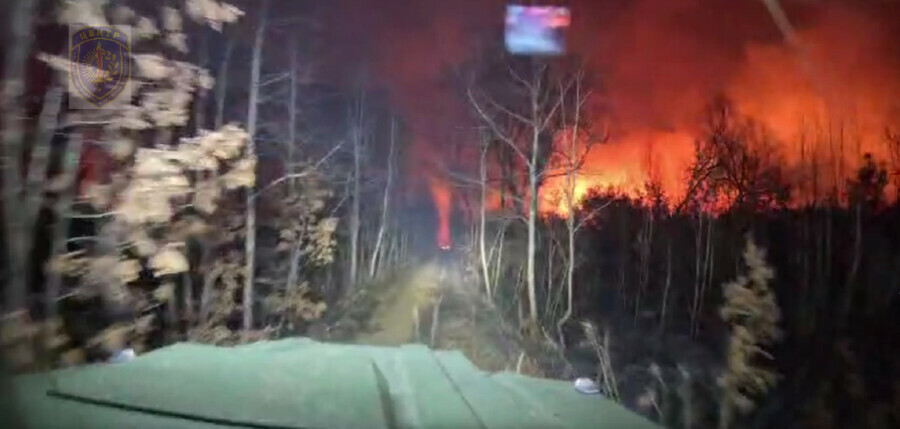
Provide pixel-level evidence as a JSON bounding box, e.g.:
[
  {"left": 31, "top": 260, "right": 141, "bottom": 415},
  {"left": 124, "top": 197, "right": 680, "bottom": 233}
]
[{"left": 69, "top": 26, "right": 131, "bottom": 108}]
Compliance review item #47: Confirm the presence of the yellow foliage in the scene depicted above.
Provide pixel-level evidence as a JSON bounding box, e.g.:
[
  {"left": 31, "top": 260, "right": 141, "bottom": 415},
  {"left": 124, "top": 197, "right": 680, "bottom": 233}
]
[
  {"left": 134, "top": 54, "right": 170, "bottom": 80},
  {"left": 150, "top": 245, "right": 189, "bottom": 275},
  {"left": 194, "top": 179, "right": 221, "bottom": 214},
  {"left": 221, "top": 156, "right": 257, "bottom": 189},
  {"left": 265, "top": 284, "right": 327, "bottom": 323},
  {"left": 1, "top": 311, "right": 71, "bottom": 371},
  {"left": 185, "top": 0, "right": 244, "bottom": 31},
  {"left": 135, "top": 16, "right": 159, "bottom": 39},
  {"left": 112, "top": 259, "right": 141, "bottom": 284},
  {"left": 35, "top": 0, "right": 250, "bottom": 366},
  {"left": 110, "top": 137, "right": 134, "bottom": 160},
  {"left": 89, "top": 324, "right": 130, "bottom": 352},
  {"left": 61, "top": 348, "right": 86, "bottom": 367},
  {"left": 48, "top": 250, "right": 88, "bottom": 277},
  {"left": 162, "top": 6, "right": 183, "bottom": 32},
  {"left": 154, "top": 282, "right": 175, "bottom": 302},
  {"left": 129, "top": 230, "right": 158, "bottom": 257},
  {"left": 84, "top": 183, "right": 113, "bottom": 210}
]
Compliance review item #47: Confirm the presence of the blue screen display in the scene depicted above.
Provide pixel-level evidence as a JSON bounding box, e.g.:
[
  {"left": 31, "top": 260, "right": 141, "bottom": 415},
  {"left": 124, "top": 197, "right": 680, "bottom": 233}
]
[{"left": 505, "top": 5, "right": 570, "bottom": 56}]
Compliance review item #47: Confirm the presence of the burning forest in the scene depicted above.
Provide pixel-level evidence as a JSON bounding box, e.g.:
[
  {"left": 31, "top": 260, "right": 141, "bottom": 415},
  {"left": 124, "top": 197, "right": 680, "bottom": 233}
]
[{"left": 2, "top": 1, "right": 900, "bottom": 428}]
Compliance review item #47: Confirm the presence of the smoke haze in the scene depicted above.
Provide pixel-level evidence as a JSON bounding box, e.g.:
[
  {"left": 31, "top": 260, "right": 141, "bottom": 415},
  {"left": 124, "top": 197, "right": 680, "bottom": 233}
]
[{"left": 327, "top": 0, "right": 900, "bottom": 211}]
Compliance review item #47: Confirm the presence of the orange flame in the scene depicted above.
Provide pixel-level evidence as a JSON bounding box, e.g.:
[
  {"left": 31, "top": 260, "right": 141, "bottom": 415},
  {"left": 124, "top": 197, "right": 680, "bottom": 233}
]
[
  {"left": 430, "top": 177, "right": 452, "bottom": 248},
  {"left": 539, "top": 3, "right": 900, "bottom": 214}
]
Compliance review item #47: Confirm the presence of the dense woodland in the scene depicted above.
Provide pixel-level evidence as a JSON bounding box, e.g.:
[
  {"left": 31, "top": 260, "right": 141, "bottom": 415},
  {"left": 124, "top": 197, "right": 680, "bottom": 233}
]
[
  {"left": 2, "top": 1, "right": 900, "bottom": 429},
  {"left": 0, "top": 0, "right": 421, "bottom": 358}
]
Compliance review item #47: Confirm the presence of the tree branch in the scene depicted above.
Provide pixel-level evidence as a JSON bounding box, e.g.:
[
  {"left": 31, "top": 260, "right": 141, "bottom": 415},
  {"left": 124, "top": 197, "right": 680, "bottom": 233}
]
[
  {"left": 467, "top": 87, "right": 531, "bottom": 168},
  {"left": 250, "top": 139, "right": 343, "bottom": 200}
]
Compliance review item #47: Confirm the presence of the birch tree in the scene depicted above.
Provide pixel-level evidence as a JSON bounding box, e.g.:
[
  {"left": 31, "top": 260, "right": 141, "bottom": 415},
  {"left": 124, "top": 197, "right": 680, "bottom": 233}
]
[
  {"left": 242, "top": 0, "right": 268, "bottom": 339},
  {"left": 553, "top": 69, "right": 600, "bottom": 344},
  {"left": 368, "top": 116, "right": 396, "bottom": 278},
  {"left": 466, "top": 53, "right": 585, "bottom": 328},
  {"left": 347, "top": 88, "right": 365, "bottom": 289},
  {"left": 478, "top": 129, "right": 493, "bottom": 298}
]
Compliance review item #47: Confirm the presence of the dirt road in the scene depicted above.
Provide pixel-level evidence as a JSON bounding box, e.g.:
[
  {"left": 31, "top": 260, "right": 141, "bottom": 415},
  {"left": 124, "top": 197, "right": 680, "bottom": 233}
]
[
  {"left": 351, "top": 261, "right": 542, "bottom": 375},
  {"left": 353, "top": 263, "right": 443, "bottom": 346}
]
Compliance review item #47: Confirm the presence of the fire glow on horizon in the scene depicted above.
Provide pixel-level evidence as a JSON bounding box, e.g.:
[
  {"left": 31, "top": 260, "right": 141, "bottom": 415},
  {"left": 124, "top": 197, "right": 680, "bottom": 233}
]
[
  {"left": 359, "top": 0, "right": 900, "bottom": 221},
  {"left": 536, "top": 2, "right": 900, "bottom": 215}
]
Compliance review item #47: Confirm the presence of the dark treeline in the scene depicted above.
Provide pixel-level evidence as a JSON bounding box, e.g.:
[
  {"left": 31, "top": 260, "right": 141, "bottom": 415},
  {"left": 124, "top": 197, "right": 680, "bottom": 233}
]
[{"left": 467, "top": 95, "right": 900, "bottom": 428}]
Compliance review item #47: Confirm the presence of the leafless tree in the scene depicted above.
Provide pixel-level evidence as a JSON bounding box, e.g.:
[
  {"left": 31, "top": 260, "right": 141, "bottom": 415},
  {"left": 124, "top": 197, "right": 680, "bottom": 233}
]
[
  {"left": 554, "top": 69, "right": 602, "bottom": 345},
  {"left": 347, "top": 87, "right": 365, "bottom": 290},
  {"left": 466, "top": 53, "right": 585, "bottom": 327},
  {"left": 242, "top": 0, "right": 269, "bottom": 339},
  {"left": 369, "top": 116, "right": 397, "bottom": 278}
]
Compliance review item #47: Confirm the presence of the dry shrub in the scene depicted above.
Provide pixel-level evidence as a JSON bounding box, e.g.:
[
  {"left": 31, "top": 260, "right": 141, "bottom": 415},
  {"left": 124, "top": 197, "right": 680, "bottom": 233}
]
[
  {"left": 717, "top": 237, "right": 781, "bottom": 429},
  {"left": 582, "top": 321, "right": 621, "bottom": 401},
  {"left": 264, "top": 283, "right": 327, "bottom": 331},
  {"left": 0, "top": 311, "right": 70, "bottom": 372}
]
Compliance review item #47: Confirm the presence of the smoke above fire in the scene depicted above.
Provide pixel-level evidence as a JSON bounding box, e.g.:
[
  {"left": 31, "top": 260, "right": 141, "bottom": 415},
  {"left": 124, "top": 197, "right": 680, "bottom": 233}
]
[
  {"left": 547, "top": 0, "right": 900, "bottom": 210},
  {"left": 330, "top": 0, "right": 900, "bottom": 219}
]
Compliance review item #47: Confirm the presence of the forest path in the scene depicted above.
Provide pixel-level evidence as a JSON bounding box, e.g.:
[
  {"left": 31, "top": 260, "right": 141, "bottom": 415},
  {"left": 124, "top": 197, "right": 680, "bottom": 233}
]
[
  {"left": 350, "top": 261, "right": 542, "bottom": 375},
  {"left": 352, "top": 263, "right": 443, "bottom": 346}
]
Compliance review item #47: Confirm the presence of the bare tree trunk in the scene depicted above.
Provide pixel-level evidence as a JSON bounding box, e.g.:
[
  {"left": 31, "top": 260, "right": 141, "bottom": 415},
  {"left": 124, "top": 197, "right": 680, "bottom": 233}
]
[
  {"left": 22, "top": 85, "right": 62, "bottom": 316},
  {"left": 526, "top": 163, "right": 539, "bottom": 325},
  {"left": 287, "top": 32, "right": 298, "bottom": 192},
  {"left": 2, "top": 0, "right": 39, "bottom": 313},
  {"left": 557, "top": 75, "right": 584, "bottom": 345},
  {"left": 214, "top": 38, "right": 234, "bottom": 129},
  {"left": 479, "top": 137, "right": 492, "bottom": 298},
  {"left": 544, "top": 239, "right": 556, "bottom": 319},
  {"left": 526, "top": 140, "right": 539, "bottom": 325},
  {"left": 635, "top": 211, "right": 654, "bottom": 324},
  {"left": 397, "top": 230, "right": 408, "bottom": 265},
  {"left": 840, "top": 201, "right": 862, "bottom": 329},
  {"left": 194, "top": 30, "right": 209, "bottom": 130},
  {"left": 243, "top": 0, "right": 268, "bottom": 340},
  {"left": 522, "top": 63, "right": 545, "bottom": 327},
  {"left": 690, "top": 213, "right": 703, "bottom": 337},
  {"left": 182, "top": 271, "right": 194, "bottom": 328},
  {"left": 285, "top": 242, "right": 301, "bottom": 293},
  {"left": 516, "top": 266, "right": 526, "bottom": 327},
  {"left": 492, "top": 225, "right": 507, "bottom": 293},
  {"left": 698, "top": 218, "right": 714, "bottom": 331},
  {"left": 618, "top": 258, "right": 627, "bottom": 309},
  {"left": 44, "top": 93, "right": 76, "bottom": 320},
  {"left": 659, "top": 241, "right": 672, "bottom": 334},
  {"left": 385, "top": 229, "right": 397, "bottom": 268},
  {"left": 369, "top": 116, "right": 396, "bottom": 278},
  {"left": 348, "top": 97, "right": 362, "bottom": 289}
]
